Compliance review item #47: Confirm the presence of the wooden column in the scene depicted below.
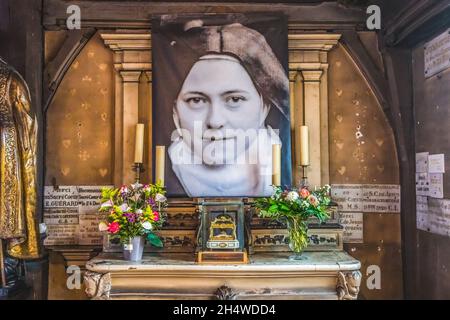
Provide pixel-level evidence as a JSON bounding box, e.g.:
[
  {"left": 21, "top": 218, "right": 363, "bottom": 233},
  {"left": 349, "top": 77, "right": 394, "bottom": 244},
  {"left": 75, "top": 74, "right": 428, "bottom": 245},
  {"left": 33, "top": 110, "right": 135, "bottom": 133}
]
[
  {"left": 120, "top": 70, "right": 142, "bottom": 184},
  {"left": 302, "top": 70, "right": 323, "bottom": 187},
  {"left": 144, "top": 71, "right": 153, "bottom": 183},
  {"left": 100, "top": 32, "right": 151, "bottom": 186},
  {"left": 288, "top": 34, "right": 340, "bottom": 188}
]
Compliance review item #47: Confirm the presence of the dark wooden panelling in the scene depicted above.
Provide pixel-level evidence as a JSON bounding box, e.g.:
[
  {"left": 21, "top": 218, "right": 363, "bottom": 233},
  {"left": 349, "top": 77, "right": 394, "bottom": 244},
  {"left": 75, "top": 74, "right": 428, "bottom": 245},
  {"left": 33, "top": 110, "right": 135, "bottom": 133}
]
[{"left": 411, "top": 36, "right": 450, "bottom": 300}]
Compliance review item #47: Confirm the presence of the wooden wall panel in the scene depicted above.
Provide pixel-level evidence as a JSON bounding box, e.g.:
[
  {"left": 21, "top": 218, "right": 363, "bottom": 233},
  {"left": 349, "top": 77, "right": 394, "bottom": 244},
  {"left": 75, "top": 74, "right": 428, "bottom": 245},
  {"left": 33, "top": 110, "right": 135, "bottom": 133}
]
[
  {"left": 412, "top": 39, "right": 450, "bottom": 300},
  {"left": 45, "top": 33, "right": 115, "bottom": 186},
  {"left": 328, "top": 44, "right": 403, "bottom": 299}
]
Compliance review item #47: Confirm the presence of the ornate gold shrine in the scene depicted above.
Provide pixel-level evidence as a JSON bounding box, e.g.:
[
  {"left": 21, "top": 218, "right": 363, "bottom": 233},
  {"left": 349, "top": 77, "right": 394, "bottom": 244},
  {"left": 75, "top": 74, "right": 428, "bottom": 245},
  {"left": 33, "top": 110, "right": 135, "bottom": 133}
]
[{"left": 209, "top": 215, "right": 237, "bottom": 242}]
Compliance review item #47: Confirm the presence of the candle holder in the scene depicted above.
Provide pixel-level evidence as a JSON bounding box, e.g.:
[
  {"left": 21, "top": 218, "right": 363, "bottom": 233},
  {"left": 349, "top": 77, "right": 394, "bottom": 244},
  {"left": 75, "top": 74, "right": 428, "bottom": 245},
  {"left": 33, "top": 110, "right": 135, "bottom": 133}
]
[
  {"left": 298, "top": 165, "right": 309, "bottom": 189},
  {"left": 132, "top": 163, "right": 145, "bottom": 184}
]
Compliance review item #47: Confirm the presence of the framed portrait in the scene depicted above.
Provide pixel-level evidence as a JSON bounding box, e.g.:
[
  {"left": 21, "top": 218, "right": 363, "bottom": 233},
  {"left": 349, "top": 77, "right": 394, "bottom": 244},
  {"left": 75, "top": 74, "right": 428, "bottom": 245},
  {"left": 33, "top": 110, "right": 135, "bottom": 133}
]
[{"left": 152, "top": 13, "right": 292, "bottom": 197}]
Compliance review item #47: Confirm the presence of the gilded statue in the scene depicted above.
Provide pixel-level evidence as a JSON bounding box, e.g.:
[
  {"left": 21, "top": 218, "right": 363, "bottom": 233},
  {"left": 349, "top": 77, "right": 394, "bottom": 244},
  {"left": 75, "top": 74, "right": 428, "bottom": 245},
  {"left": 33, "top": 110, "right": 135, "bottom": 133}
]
[{"left": 0, "top": 57, "right": 41, "bottom": 260}]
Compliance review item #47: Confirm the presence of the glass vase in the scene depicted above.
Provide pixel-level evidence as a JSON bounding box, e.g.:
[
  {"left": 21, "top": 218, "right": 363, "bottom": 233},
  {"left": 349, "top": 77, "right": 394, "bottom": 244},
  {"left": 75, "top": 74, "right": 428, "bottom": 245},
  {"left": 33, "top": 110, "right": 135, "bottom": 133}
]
[
  {"left": 123, "top": 236, "right": 145, "bottom": 261},
  {"left": 285, "top": 217, "right": 308, "bottom": 261}
]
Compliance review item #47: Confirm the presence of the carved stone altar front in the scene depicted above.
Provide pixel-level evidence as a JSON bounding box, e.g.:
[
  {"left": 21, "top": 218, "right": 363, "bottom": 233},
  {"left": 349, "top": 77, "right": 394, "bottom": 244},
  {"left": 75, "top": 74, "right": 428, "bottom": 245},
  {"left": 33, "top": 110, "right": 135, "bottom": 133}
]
[{"left": 84, "top": 252, "right": 361, "bottom": 300}]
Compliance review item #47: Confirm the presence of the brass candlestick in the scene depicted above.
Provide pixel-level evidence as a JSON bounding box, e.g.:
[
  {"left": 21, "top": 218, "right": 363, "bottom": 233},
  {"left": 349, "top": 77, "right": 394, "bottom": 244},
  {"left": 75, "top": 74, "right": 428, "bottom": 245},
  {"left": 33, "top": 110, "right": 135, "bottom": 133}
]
[{"left": 132, "top": 163, "right": 145, "bottom": 184}]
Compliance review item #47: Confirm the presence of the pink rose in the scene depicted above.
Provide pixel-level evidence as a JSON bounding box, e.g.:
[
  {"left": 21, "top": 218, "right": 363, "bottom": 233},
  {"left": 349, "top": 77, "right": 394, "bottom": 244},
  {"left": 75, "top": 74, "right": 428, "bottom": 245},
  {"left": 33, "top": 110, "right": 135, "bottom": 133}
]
[
  {"left": 108, "top": 222, "right": 120, "bottom": 234},
  {"left": 153, "top": 211, "right": 160, "bottom": 222},
  {"left": 308, "top": 195, "right": 319, "bottom": 207},
  {"left": 299, "top": 188, "right": 310, "bottom": 199},
  {"left": 119, "top": 185, "right": 129, "bottom": 195}
]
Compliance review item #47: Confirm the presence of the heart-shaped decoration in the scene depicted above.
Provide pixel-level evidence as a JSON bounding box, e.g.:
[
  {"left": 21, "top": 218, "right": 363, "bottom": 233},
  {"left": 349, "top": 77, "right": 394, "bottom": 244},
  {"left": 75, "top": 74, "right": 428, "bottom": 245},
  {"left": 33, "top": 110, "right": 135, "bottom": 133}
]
[
  {"left": 99, "top": 140, "right": 108, "bottom": 149},
  {"left": 377, "top": 165, "right": 385, "bottom": 173},
  {"left": 352, "top": 100, "right": 360, "bottom": 106},
  {"left": 72, "top": 61, "right": 80, "bottom": 70},
  {"left": 336, "top": 142, "right": 344, "bottom": 150},
  {"left": 338, "top": 166, "right": 346, "bottom": 176},
  {"left": 336, "top": 89, "right": 343, "bottom": 97},
  {"left": 88, "top": 51, "right": 95, "bottom": 58},
  {"left": 336, "top": 61, "right": 342, "bottom": 67},
  {"left": 336, "top": 114, "right": 343, "bottom": 123},
  {"left": 101, "top": 113, "right": 108, "bottom": 121},
  {"left": 99, "top": 168, "right": 108, "bottom": 177},
  {"left": 69, "top": 88, "right": 77, "bottom": 96},
  {"left": 375, "top": 138, "right": 384, "bottom": 147},
  {"left": 98, "top": 63, "right": 107, "bottom": 71},
  {"left": 61, "top": 167, "right": 71, "bottom": 176},
  {"left": 100, "top": 88, "right": 108, "bottom": 96},
  {"left": 62, "top": 139, "right": 71, "bottom": 149}
]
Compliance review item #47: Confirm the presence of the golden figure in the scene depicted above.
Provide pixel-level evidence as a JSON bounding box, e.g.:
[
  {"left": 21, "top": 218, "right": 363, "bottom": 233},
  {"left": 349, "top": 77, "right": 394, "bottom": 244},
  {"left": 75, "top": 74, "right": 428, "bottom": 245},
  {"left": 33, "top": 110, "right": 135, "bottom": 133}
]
[{"left": 0, "top": 57, "right": 41, "bottom": 259}]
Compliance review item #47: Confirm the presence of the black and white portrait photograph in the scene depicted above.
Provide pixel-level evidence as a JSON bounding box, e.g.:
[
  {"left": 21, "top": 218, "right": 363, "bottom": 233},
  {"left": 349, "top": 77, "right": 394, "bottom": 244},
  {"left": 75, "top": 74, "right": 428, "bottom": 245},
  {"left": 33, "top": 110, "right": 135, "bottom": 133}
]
[{"left": 152, "top": 14, "right": 292, "bottom": 197}]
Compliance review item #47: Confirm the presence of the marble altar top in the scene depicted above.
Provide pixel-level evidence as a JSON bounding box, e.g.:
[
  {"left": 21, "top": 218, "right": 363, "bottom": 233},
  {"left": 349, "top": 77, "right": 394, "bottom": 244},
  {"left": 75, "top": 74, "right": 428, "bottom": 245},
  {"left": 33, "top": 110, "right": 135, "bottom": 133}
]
[{"left": 86, "top": 251, "right": 360, "bottom": 273}]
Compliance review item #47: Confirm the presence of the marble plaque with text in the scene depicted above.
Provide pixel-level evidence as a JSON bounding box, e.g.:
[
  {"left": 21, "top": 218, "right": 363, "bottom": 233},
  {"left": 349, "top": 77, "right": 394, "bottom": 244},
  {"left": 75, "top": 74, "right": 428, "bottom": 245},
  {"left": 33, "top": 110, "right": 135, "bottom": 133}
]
[
  {"left": 331, "top": 184, "right": 401, "bottom": 213},
  {"left": 416, "top": 196, "right": 429, "bottom": 232},
  {"left": 339, "top": 212, "right": 363, "bottom": 243},
  {"left": 424, "top": 29, "right": 450, "bottom": 78},
  {"left": 44, "top": 185, "right": 112, "bottom": 246},
  {"left": 427, "top": 198, "right": 450, "bottom": 237}
]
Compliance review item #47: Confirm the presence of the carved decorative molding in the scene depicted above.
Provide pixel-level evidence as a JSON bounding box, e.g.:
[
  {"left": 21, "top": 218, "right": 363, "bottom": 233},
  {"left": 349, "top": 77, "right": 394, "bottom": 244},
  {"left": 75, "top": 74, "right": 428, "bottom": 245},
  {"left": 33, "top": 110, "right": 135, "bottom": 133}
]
[
  {"left": 301, "top": 70, "right": 324, "bottom": 82},
  {"left": 215, "top": 285, "right": 237, "bottom": 300},
  {"left": 288, "top": 34, "right": 341, "bottom": 51},
  {"left": 84, "top": 271, "right": 112, "bottom": 300},
  {"left": 336, "top": 271, "right": 362, "bottom": 300},
  {"left": 119, "top": 70, "right": 142, "bottom": 83},
  {"left": 101, "top": 33, "right": 151, "bottom": 51}
]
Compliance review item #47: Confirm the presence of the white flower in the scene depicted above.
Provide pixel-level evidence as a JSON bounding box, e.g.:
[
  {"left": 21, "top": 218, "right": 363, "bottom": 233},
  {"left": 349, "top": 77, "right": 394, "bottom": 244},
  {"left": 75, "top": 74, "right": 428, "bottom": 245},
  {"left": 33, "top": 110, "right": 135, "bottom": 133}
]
[
  {"left": 101, "top": 200, "right": 113, "bottom": 208},
  {"left": 119, "top": 203, "right": 128, "bottom": 212},
  {"left": 142, "top": 221, "right": 153, "bottom": 230},
  {"left": 286, "top": 191, "right": 299, "bottom": 202},
  {"left": 98, "top": 222, "right": 109, "bottom": 232},
  {"left": 155, "top": 193, "right": 167, "bottom": 203},
  {"left": 136, "top": 209, "right": 143, "bottom": 214},
  {"left": 131, "top": 183, "right": 143, "bottom": 190}
]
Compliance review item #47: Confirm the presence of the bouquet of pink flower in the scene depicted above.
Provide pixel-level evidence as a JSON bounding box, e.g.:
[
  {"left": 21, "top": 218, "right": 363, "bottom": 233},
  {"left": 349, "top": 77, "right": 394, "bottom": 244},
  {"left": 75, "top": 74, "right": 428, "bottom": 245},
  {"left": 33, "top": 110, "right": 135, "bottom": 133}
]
[
  {"left": 255, "top": 185, "right": 331, "bottom": 254},
  {"left": 98, "top": 182, "right": 167, "bottom": 247}
]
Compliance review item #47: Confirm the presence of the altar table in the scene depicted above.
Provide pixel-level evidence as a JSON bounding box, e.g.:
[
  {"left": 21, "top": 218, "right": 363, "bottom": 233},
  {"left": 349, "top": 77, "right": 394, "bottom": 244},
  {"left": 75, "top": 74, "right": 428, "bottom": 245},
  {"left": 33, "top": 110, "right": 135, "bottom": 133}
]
[{"left": 84, "top": 251, "right": 361, "bottom": 300}]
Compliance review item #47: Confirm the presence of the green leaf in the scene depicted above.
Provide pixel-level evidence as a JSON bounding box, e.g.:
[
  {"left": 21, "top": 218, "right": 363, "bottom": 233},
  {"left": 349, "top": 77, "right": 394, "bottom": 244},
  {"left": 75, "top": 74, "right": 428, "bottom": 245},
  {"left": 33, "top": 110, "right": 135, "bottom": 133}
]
[{"left": 147, "top": 232, "right": 163, "bottom": 248}]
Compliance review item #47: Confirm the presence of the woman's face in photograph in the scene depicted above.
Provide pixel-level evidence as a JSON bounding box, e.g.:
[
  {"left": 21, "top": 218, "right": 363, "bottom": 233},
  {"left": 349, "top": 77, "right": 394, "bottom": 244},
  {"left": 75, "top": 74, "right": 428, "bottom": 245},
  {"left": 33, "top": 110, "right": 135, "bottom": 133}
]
[{"left": 175, "top": 56, "right": 265, "bottom": 165}]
